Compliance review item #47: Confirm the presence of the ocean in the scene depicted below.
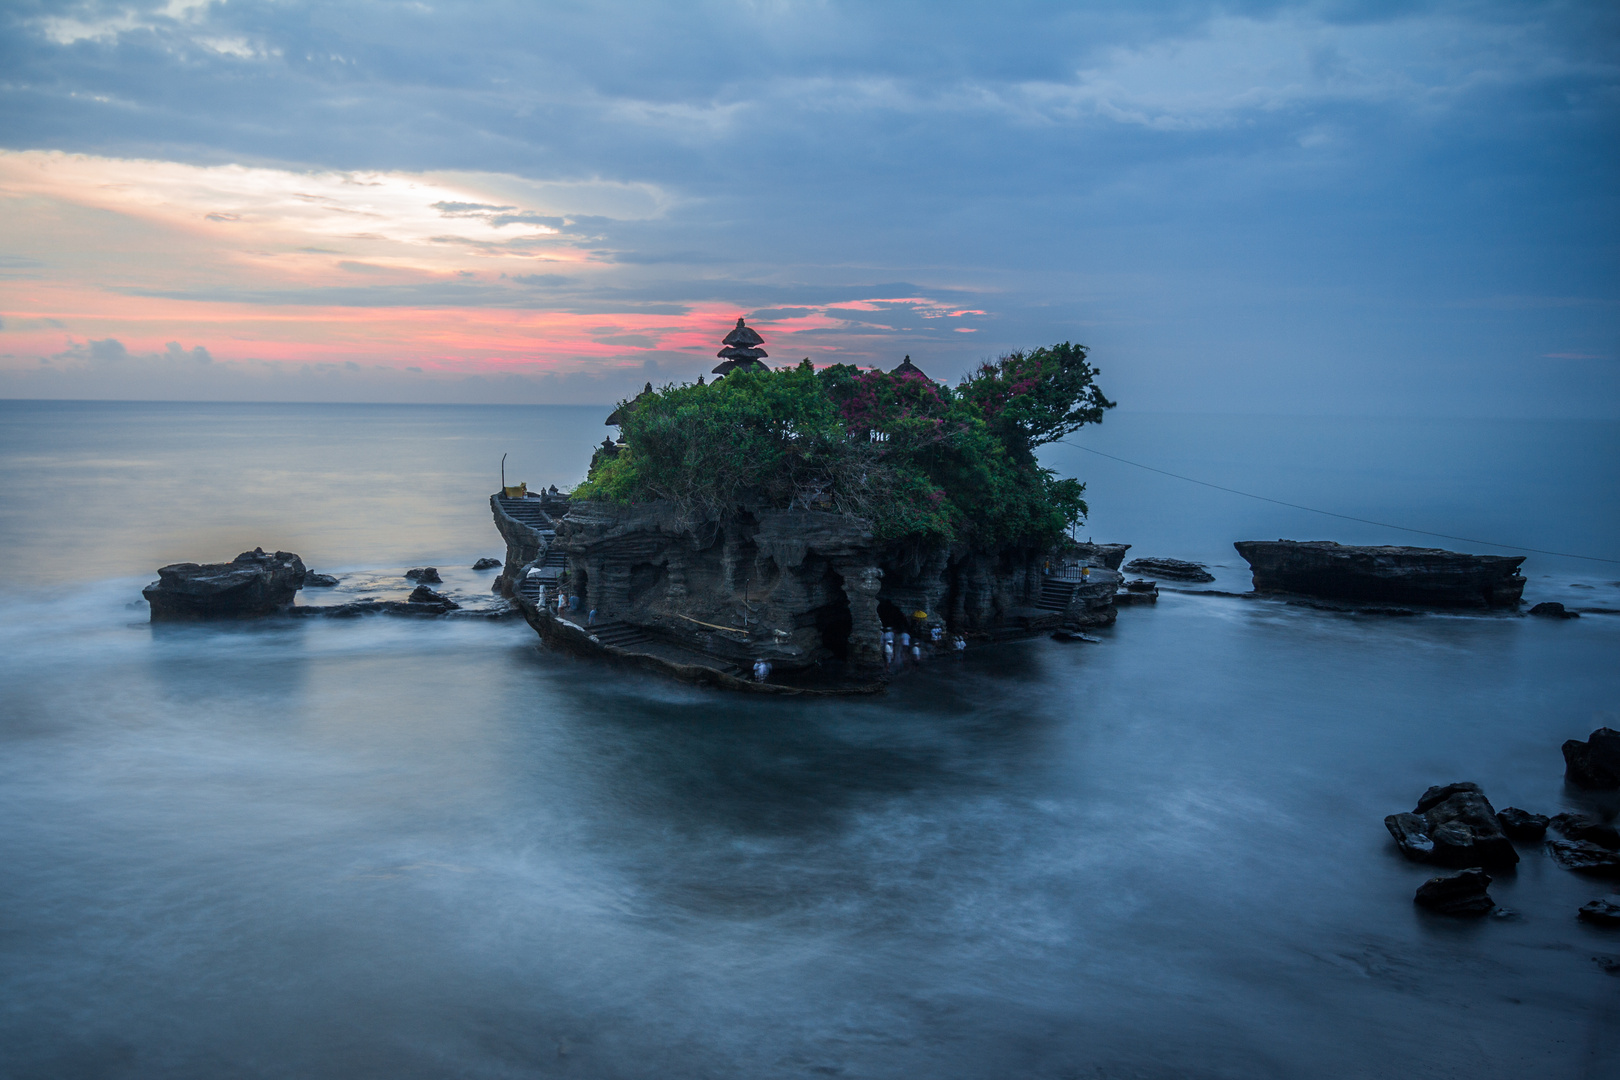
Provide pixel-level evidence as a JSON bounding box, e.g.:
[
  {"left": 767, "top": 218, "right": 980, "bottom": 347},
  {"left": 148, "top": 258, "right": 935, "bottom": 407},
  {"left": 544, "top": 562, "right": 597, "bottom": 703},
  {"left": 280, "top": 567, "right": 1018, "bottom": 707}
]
[{"left": 2, "top": 400, "right": 1617, "bottom": 1078}]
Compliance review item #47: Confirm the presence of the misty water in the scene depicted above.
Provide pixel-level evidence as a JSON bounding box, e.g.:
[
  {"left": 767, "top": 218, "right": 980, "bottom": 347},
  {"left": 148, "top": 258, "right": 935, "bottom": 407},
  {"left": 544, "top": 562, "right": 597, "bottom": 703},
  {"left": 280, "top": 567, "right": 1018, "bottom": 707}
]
[{"left": 2, "top": 401, "right": 1619, "bottom": 1078}]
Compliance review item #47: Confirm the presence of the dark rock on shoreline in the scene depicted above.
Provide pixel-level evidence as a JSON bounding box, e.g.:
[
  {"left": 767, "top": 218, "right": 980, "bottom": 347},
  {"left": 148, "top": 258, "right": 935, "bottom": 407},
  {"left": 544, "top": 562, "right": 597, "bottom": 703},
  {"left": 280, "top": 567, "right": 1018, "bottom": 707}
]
[
  {"left": 407, "top": 585, "right": 459, "bottom": 611},
  {"left": 472, "top": 558, "right": 502, "bottom": 570},
  {"left": 1414, "top": 868, "right": 1495, "bottom": 916},
  {"left": 1551, "top": 813, "right": 1620, "bottom": 849},
  {"left": 1233, "top": 540, "right": 1525, "bottom": 608},
  {"left": 1497, "top": 807, "right": 1550, "bottom": 840},
  {"left": 1547, "top": 840, "right": 1620, "bottom": 877},
  {"left": 1385, "top": 782, "right": 1519, "bottom": 868},
  {"left": 1123, "top": 557, "right": 1214, "bottom": 582},
  {"left": 405, "top": 567, "right": 442, "bottom": 583},
  {"left": 143, "top": 548, "right": 306, "bottom": 621},
  {"left": 1529, "top": 601, "right": 1579, "bottom": 618},
  {"left": 303, "top": 572, "right": 339, "bottom": 587},
  {"left": 1579, "top": 898, "right": 1620, "bottom": 926},
  {"left": 1563, "top": 728, "right": 1620, "bottom": 790}
]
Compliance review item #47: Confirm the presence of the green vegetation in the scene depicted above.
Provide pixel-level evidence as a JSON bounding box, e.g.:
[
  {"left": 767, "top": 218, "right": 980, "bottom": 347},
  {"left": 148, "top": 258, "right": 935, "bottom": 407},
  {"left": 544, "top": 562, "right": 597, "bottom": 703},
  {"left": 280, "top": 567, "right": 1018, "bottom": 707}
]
[{"left": 574, "top": 344, "right": 1114, "bottom": 546}]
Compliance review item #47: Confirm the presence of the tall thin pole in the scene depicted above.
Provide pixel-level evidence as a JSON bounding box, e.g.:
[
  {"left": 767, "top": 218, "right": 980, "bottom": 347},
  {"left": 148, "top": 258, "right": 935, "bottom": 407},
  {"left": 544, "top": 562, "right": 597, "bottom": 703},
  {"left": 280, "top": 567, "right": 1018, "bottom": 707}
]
[{"left": 501, "top": 453, "right": 507, "bottom": 491}]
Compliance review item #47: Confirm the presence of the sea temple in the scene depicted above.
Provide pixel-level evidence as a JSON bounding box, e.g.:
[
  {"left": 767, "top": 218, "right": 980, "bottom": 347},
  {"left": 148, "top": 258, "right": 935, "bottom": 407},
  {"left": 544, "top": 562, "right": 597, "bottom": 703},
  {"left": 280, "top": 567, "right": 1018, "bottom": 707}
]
[{"left": 490, "top": 319, "right": 1123, "bottom": 692}]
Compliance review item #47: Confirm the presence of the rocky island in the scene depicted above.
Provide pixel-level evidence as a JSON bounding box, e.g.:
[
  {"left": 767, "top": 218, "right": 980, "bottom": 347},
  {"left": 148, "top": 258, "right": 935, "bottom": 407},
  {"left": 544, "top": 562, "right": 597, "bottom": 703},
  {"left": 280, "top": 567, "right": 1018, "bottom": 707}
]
[
  {"left": 492, "top": 322, "right": 1123, "bottom": 691},
  {"left": 1234, "top": 540, "right": 1525, "bottom": 608}
]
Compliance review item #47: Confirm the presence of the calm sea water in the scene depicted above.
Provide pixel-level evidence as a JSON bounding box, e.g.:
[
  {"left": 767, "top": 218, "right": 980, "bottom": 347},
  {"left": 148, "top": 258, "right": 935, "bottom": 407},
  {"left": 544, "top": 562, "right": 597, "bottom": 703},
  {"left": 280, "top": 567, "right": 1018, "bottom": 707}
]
[{"left": 2, "top": 401, "right": 1618, "bottom": 1079}]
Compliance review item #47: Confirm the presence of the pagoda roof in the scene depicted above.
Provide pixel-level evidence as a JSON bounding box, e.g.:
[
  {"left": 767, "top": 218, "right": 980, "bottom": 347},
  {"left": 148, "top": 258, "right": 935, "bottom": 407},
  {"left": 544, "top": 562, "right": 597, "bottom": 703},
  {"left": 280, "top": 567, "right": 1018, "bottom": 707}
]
[
  {"left": 722, "top": 318, "right": 764, "bottom": 348},
  {"left": 712, "top": 357, "right": 770, "bottom": 376},
  {"left": 605, "top": 381, "right": 655, "bottom": 426},
  {"left": 892, "top": 355, "right": 929, "bottom": 379}
]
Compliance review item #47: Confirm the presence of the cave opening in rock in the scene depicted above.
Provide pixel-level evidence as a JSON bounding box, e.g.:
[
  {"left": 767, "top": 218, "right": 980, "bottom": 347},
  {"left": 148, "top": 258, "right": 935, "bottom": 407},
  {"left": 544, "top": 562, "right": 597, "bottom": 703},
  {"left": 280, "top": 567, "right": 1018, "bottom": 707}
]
[
  {"left": 815, "top": 569, "right": 853, "bottom": 661},
  {"left": 876, "top": 599, "right": 905, "bottom": 630}
]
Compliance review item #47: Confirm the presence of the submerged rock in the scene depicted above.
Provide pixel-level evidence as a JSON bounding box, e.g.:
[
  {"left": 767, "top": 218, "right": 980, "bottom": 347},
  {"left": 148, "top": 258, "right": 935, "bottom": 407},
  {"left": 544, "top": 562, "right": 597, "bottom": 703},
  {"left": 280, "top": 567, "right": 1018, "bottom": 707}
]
[
  {"left": 1123, "top": 557, "right": 1215, "bottom": 583},
  {"left": 1414, "top": 868, "right": 1495, "bottom": 916},
  {"left": 1547, "top": 839, "right": 1620, "bottom": 877},
  {"left": 1579, "top": 899, "right": 1620, "bottom": 926},
  {"left": 1497, "top": 807, "right": 1550, "bottom": 840},
  {"left": 1233, "top": 540, "right": 1525, "bottom": 608},
  {"left": 1551, "top": 813, "right": 1620, "bottom": 850},
  {"left": 1384, "top": 782, "right": 1519, "bottom": 868},
  {"left": 143, "top": 548, "right": 306, "bottom": 621},
  {"left": 472, "top": 558, "right": 502, "bottom": 570},
  {"left": 1529, "top": 601, "right": 1579, "bottom": 618},
  {"left": 405, "top": 567, "right": 442, "bottom": 583},
  {"left": 1563, "top": 728, "right": 1620, "bottom": 790},
  {"left": 303, "top": 572, "right": 339, "bottom": 587}
]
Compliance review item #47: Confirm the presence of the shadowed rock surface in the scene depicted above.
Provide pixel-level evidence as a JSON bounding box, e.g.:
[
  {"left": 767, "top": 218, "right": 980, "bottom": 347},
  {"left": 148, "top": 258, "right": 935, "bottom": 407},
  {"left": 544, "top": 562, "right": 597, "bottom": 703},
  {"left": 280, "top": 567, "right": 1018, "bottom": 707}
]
[
  {"left": 1123, "top": 557, "right": 1214, "bottom": 582},
  {"left": 472, "top": 558, "right": 502, "bottom": 570},
  {"left": 1385, "top": 782, "right": 1518, "bottom": 868},
  {"left": 1497, "top": 807, "right": 1550, "bottom": 840},
  {"left": 405, "top": 567, "right": 442, "bottom": 583},
  {"left": 1234, "top": 540, "right": 1525, "bottom": 608},
  {"left": 303, "top": 572, "right": 339, "bottom": 587},
  {"left": 1579, "top": 899, "right": 1620, "bottom": 926},
  {"left": 1414, "top": 868, "right": 1494, "bottom": 916},
  {"left": 143, "top": 548, "right": 306, "bottom": 621},
  {"left": 407, "top": 585, "right": 459, "bottom": 611},
  {"left": 1529, "top": 601, "right": 1579, "bottom": 618},
  {"left": 1547, "top": 840, "right": 1620, "bottom": 877},
  {"left": 1563, "top": 728, "right": 1620, "bottom": 789},
  {"left": 1551, "top": 813, "right": 1620, "bottom": 849}
]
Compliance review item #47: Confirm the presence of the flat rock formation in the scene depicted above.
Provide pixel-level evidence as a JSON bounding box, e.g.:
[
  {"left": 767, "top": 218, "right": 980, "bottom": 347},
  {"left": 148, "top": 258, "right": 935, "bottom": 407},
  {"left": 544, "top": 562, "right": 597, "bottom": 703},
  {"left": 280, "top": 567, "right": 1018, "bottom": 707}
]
[
  {"left": 1548, "top": 840, "right": 1620, "bottom": 877},
  {"left": 1385, "top": 782, "right": 1519, "bottom": 868},
  {"left": 1563, "top": 728, "right": 1620, "bottom": 789},
  {"left": 143, "top": 548, "right": 306, "bottom": 621},
  {"left": 1579, "top": 898, "right": 1620, "bottom": 926},
  {"left": 1123, "top": 557, "right": 1214, "bottom": 583},
  {"left": 1234, "top": 540, "right": 1525, "bottom": 608}
]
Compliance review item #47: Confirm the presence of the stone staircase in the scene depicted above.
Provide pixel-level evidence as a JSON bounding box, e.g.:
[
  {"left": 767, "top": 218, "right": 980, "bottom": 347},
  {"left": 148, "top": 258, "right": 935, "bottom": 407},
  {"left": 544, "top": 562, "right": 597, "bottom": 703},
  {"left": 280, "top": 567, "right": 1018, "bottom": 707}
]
[
  {"left": 586, "top": 620, "right": 652, "bottom": 649},
  {"left": 495, "top": 495, "right": 555, "bottom": 534},
  {"left": 1036, "top": 577, "right": 1078, "bottom": 612}
]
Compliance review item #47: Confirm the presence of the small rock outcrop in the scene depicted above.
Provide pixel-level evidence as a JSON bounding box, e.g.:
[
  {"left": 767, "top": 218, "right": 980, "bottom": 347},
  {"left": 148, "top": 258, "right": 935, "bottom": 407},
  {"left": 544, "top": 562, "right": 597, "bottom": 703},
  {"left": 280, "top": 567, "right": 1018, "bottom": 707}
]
[
  {"left": 1547, "top": 840, "right": 1620, "bottom": 877},
  {"left": 1123, "top": 557, "right": 1214, "bottom": 582},
  {"left": 1529, "top": 601, "right": 1579, "bottom": 618},
  {"left": 472, "top": 558, "right": 502, "bottom": 570},
  {"left": 1497, "top": 807, "right": 1550, "bottom": 840},
  {"left": 1072, "top": 543, "right": 1130, "bottom": 570},
  {"left": 143, "top": 548, "right": 306, "bottom": 621},
  {"left": 1579, "top": 898, "right": 1620, "bottom": 926},
  {"left": 303, "top": 572, "right": 339, "bottom": 587},
  {"left": 1385, "top": 782, "right": 1519, "bottom": 868},
  {"left": 1233, "top": 540, "right": 1525, "bottom": 608},
  {"left": 405, "top": 567, "right": 442, "bottom": 583},
  {"left": 1563, "top": 728, "right": 1620, "bottom": 790},
  {"left": 406, "top": 585, "right": 458, "bottom": 611},
  {"left": 1552, "top": 813, "right": 1620, "bottom": 849},
  {"left": 1414, "top": 868, "right": 1495, "bottom": 916}
]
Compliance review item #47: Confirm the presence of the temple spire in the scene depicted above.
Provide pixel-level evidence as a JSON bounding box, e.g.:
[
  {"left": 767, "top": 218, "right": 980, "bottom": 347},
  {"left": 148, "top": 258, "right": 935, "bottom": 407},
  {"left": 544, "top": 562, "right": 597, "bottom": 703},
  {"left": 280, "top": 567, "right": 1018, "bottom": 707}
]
[{"left": 712, "top": 317, "right": 769, "bottom": 376}]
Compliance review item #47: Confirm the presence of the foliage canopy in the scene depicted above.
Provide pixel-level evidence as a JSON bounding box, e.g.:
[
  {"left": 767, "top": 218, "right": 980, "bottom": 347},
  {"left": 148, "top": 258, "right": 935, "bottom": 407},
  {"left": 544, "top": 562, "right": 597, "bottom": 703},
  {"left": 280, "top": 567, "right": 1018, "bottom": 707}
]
[{"left": 573, "top": 344, "right": 1115, "bottom": 546}]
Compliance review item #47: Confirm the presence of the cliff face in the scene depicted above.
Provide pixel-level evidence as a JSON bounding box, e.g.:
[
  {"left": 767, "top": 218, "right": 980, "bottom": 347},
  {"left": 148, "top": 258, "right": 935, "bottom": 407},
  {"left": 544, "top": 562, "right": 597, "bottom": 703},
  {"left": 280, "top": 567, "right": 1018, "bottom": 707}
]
[
  {"left": 1234, "top": 540, "right": 1526, "bottom": 608},
  {"left": 541, "top": 499, "right": 1085, "bottom": 674}
]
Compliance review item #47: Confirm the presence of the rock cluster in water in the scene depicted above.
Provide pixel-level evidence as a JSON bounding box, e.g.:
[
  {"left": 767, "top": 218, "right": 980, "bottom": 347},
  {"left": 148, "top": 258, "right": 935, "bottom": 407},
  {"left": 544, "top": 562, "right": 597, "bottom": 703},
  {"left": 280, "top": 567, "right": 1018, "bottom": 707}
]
[
  {"left": 143, "top": 548, "right": 307, "bottom": 621},
  {"left": 1390, "top": 732, "right": 1620, "bottom": 922},
  {"left": 1563, "top": 728, "right": 1620, "bottom": 789},
  {"left": 1122, "top": 557, "right": 1214, "bottom": 582},
  {"left": 1234, "top": 540, "right": 1525, "bottom": 608}
]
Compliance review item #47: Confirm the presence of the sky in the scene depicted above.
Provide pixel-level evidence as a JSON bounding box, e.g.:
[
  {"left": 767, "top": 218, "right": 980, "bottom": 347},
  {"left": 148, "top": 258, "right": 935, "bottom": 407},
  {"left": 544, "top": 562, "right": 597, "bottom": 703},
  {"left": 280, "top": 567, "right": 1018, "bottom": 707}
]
[{"left": 0, "top": 0, "right": 1615, "bottom": 413}]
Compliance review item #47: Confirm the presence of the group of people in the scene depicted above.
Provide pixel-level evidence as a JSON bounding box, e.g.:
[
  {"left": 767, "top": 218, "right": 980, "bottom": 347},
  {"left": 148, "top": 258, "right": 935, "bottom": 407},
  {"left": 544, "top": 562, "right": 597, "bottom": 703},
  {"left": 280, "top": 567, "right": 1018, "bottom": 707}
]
[{"left": 880, "top": 624, "right": 966, "bottom": 665}]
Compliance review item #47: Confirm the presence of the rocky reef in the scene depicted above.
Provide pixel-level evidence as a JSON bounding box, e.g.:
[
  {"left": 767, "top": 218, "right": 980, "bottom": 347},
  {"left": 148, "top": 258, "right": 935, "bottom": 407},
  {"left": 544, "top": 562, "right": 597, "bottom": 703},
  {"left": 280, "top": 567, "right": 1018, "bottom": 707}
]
[
  {"left": 493, "top": 494, "right": 1119, "bottom": 688},
  {"left": 143, "top": 548, "right": 306, "bottom": 621},
  {"left": 1385, "top": 781, "right": 1519, "bottom": 869},
  {"left": 1233, "top": 540, "right": 1525, "bottom": 608}
]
